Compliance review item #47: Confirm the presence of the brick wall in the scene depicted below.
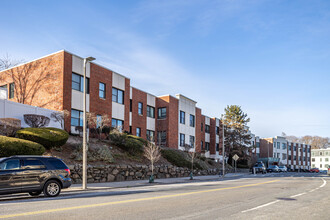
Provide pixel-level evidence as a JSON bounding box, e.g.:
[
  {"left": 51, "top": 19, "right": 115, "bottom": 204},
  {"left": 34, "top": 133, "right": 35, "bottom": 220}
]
[
  {"left": 260, "top": 138, "right": 273, "bottom": 158},
  {"left": 131, "top": 87, "right": 147, "bottom": 139},
  {"left": 210, "top": 118, "right": 216, "bottom": 155},
  {"left": 195, "top": 107, "right": 202, "bottom": 153},
  {"left": 124, "top": 78, "right": 130, "bottom": 132}
]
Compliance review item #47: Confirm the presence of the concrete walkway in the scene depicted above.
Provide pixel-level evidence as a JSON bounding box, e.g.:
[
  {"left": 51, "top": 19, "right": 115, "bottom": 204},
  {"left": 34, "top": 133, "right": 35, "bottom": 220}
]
[{"left": 64, "top": 173, "right": 249, "bottom": 192}]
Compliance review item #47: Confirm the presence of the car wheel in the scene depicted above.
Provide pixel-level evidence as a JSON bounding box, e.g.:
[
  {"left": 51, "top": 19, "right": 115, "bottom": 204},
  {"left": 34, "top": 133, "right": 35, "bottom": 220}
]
[
  {"left": 43, "top": 180, "right": 61, "bottom": 197},
  {"left": 29, "top": 191, "right": 42, "bottom": 196}
]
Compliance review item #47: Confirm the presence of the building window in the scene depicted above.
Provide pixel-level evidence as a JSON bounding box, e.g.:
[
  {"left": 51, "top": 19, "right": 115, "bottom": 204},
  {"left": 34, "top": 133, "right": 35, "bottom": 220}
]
[
  {"left": 71, "top": 109, "right": 83, "bottom": 126},
  {"left": 96, "top": 115, "right": 102, "bottom": 128},
  {"left": 146, "top": 130, "right": 155, "bottom": 142},
  {"left": 130, "top": 99, "right": 132, "bottom": 112},
  {"left": 112, "top": 88, "right": 124, "bottom": 104},
  {"left": 147, "top": 106, "right": 155, "bottom": 118},
  {"left": 136, "top": 127, "right": 141, "bottom": 137},
  {"left": 320, "top": 158, "right": 322, "bottom": 162},
  {"left": 288, "top": 155, "right": 292, "bottom": 160},
  {"left": 282, "top": 143, "right": 286, "bottom": 150},
  {"left": 201, "top": 141, "right": 204, "bottom": 150},
  {"left": 111, "top": 118, "right": 124, "bottom": 131},
  {"left": 99, "top": 82, "right": 106, "bottom": 99},
  {"left": 294, "top": 155, "right": 297, "bottom": 160},
  {"left": 158, "top": 107, "right": 166, "bottom": 119},
  {"left": 216, "top": 143, "right": 219, "bottom": 151},
  {"left": 201, "top": 123, "right": 203, "bottom": 132},
  {"left": 216, "top": 126, "right": 220, "bottom": 135},
  {"left": 9, "top": 83, "right": 14, "bottom": 99},
  {"left": 157, "top": 131, "right": 166, "bottom": 146},
  {"left": 277, "top": 142, "right": 280, "bottom": 149},
  {"left": 190, "top": 115, "right": 195, "bottom": 127},
  {"left": 180, "top": 133, "right": 185, "bottom": 147},
  {"left": 72, "top": 73, "right": 89, "bottom": 93},
  {"left": 138, "top": 102, "right": 143, "bottom": 115},
  {"left": 205, "top": 125, "right": 210, "bottom": 133},
  {"left": 277, "top": 153, "right": 280, "bottom": 158},
  {"left": 282, "top": 154, "right": 287, "bottom": 160},
  {"left": 326, "top": 158, "right": 329, "bottom": 162},
  {"left": 320, "top": 164, "right": 323, "bottom": 168},
  {"left": 180, "top": 111, "right": 185, "bottom": 124},
  {"left": 205, "top": 142, "right": 210, "bottom": 151},
  {"left": 190, "top": 136, "right": 195, "bottom": 148},
  {"left": 312, "top": 158, "right": 315, "bottom": 162},
  {"left": 294, "top": 146, "right": 296, "bottom": 151},
  {"left": 289, "top": 145, "right": 291, "bottom": 151}
]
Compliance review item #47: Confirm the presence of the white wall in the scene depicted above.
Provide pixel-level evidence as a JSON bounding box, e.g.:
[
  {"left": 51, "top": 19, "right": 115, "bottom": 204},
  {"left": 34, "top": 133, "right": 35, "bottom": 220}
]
[
  {"left": 146, "top": 93, "right": 156, "bottom": 131},
  {"left": 176, "top": 94, "right": 196, "bottom": 149},
  {"left": 0, "top": 99, "right": 62, "bottom": 128},
  {"left": 0, "top": 88, "right": 7, "bottom": 99}
]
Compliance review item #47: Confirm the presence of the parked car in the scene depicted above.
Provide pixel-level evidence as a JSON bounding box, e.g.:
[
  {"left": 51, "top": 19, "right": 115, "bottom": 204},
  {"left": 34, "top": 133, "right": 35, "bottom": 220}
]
[
  {"left": 328, "top": 168, "right": 330, "bottom": 176},
  {"left": 0, "top": 156, "right": 71, "bottom": 197},
  {"left": 278, "top": 166, "right": 287, "bottom": 172},
  {"left": 252, "top": 162, "right": 267, "bottom": 174},
  {"left": 310, "top": 168, "right": 320, "bottom": 173},
  {"left": 266, "top": 165, "right": 280, "bottom": 173}
]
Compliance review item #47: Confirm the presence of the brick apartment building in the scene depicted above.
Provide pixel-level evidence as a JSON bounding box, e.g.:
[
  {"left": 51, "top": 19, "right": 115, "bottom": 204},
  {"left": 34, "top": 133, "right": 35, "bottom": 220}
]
[
  {"left": 0, "top": 50, "right": 224, "bottom": 160},
  {"left": 260, "top": 136, "right": 311, "bottom": 170}
]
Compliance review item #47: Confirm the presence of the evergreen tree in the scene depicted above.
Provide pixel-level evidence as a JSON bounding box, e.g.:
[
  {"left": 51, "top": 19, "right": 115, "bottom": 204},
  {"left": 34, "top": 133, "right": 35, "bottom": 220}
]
[{"left": 222, "top": 105, "right": 251, "bottom": 167}]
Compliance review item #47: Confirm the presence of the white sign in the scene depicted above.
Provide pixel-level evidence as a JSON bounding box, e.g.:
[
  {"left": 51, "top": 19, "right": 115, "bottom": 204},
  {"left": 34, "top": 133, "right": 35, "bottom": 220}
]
[{"left": 232, "top": 154, "right": 239, "bottom": 161}]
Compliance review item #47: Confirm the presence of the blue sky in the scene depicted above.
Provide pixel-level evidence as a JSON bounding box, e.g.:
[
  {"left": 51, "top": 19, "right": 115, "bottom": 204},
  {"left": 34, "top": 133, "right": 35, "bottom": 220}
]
[{"left": 1, "top": 0, "right": 330, "bottom": 138}]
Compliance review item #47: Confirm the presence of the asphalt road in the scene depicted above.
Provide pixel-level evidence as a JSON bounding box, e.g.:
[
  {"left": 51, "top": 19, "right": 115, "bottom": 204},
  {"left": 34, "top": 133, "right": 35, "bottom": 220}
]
[{"left": 0, "top": 173, "right": 329, "bottom": 220}]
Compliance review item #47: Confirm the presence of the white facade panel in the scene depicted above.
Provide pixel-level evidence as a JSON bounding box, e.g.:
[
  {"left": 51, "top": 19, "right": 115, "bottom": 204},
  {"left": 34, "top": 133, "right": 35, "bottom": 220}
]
[
  {"left": 205, "top": 116, "right": 210, "bottom": 125},
  {"left": 71, "top": 90, "right": 90, "bottom": 112},
  {"left": 205, "top": 133, "right": 210, "bottom": 143},
  {"left": 177, "top": 95, "right": 196, "bottom": 147},
  {"left": 147, "top": 94, "right": 156, "bottom": 107},
  {"left": 129, "top": 112, "right": 132, "bottom": 126},
  {"left": 147, "top": 117, "right": 155, "bottom": 131},
  {"left": 112, "top": 102, "right": 125, "bottom": 120},
  {"left": 130, "top": 87, "right": 132, "bottom": 99},
  {"left": 112, "top": 72, "right": 125, "bottom": 90},
  {"left": 72, "top": 55, "right": 90, "bottom": 77}
]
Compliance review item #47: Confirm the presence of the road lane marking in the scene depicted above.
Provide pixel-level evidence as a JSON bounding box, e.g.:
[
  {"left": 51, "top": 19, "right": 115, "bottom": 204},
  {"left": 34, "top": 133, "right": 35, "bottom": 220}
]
[
  {"left": 242, "top": 177, "right": 327, "bottom": 213},
  {"left": 0, "top": 180, "right": 279, "bottom": 219},
  {"left": 241, "top": 200, "right": 280, "bottom": 213}
]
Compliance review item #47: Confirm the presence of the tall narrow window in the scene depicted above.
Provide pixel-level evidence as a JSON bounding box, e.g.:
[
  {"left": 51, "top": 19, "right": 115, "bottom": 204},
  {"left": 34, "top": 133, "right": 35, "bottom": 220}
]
[
  {"left": 216, "top": 144, "right": 219, "bottom": 151},
  {"left": 71, "top": 109, "right": 83, "bottom": 126},
  {"left": 190, "top": 115, "right": 195, "bottom": 127},
  {"left": 147, "top": 106, "right": 155, "bottom": 118},
  {"left": 146, "top": 130, "right": 155, "bottom": 142},
  {"left": 138, "top": 102, "right": 143, "bottom": 115},
  {"left": 136, "top": 128, "right": 141, "bottom": 137},
  {"left": 180, "top": 111, "right": 185, "bottom": 124},
  {"left": 130, "top": 99, "right": 132, "bottom": 112},
  {"left": 99, "top": 82, "right": 106, "bottom": 99},
  {"left": 205, "top": 125, "right": 210, "bottom": 133},
  {"left": 157, "top": 131, "right": 166, "bottom": 146},
  {"left": 96, "top": 115, "right": 102, "bottom": 128},
  {"left": 111, "top": 118, "right": 124, "bottom": 131},
  {"left": 190, "top": 136, "right": 195, "bottom": 148},
  {"left": 9, "top": 83, "right": 14, "bottom": 99},
  {"left": 180, "top": 133, "right": 185, "bottom": 147},
  {"left": 158, "top": 107, "right": 166, "bottom": 119},
  {"left": 112, "top": 88, "right": 124, "bottom": 104}
]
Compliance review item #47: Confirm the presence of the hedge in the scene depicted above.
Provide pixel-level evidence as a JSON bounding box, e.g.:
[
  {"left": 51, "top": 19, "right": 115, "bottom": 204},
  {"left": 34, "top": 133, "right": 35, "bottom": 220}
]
[
  {"left": 108, "top": 132, "right": 145, "bottom": 155},
  {"left": 0, "top": 136, "right": 45, "bottom": 157},
  {"left": 16, "top": 127, "right": 69, "bottom": 150},
  {"left": 161, "top": 149, "right": 203, "bottom": 170}
]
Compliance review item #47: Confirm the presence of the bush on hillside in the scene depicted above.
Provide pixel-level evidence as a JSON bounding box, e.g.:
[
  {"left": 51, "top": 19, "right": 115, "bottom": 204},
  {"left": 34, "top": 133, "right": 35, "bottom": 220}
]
[
  {"left": 161, "top": 148, "right": 203, "bottom": 170},
  {"left": 108, "top": 130, "right": 145, "bottom": 155},
  {"left": 0, "top": 136, "right": 45, "bottom": 157},
  {"left": 16, "top": 127, "right": 69, "bottom": 150},
  {"left": 0, "top": 118, "right": 21, "bottom": 137}
]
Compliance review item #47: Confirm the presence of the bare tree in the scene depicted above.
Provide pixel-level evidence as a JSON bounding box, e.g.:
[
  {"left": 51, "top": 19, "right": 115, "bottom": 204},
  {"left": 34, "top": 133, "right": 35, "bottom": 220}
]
[
  {"left": 0, "top": 54, "right": 21, "bottom": 71},
  {"left": 144, "top": 143, "right": 161, "bottom": 183},
  {"left": 24, "top": 114, "right": 50, "bottom": 128},
  {"left": 0, "top": 57, "right": 53, "bottom": 105},
  {"left": 50, "top": 110, "right": 70, "bottom": 129},
  {"left": 183, "top": 144, "right": 197, "bottom": 180},
  {"left": 86, "top": 113, "right": 111, "bottom": 139}
]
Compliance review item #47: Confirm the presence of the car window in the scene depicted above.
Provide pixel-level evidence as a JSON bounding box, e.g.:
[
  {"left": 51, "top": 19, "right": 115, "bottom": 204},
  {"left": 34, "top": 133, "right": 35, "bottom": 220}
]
[
  {"left": 48, "top": 159, "right": 67, "bottom": 169},
  {"left": 24, "top": 159, "right": 45, "bottom": 166},
  {"left": 0, "top": 159, "right": 20, "bottom": 170}
]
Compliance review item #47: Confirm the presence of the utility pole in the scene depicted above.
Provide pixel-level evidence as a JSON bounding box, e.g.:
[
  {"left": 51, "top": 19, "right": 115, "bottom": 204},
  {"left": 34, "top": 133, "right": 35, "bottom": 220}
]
[
  {"left": 221, "top": 114, "right": 225, "bottom": 178},
  {"left": 82, "top": 57, "right": 95, "bottom": 190}
]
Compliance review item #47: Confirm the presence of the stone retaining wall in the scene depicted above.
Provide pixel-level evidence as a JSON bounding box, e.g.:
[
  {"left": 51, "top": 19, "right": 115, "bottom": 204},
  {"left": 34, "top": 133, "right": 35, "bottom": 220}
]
[{"left": 69, "top": 164, "right": 221, "bottom": 184}]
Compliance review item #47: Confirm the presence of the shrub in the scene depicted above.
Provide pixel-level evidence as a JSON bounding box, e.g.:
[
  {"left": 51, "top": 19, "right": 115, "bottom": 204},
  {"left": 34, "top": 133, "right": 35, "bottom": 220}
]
[
  {"left": 108, "top": 130, "right": 145, "bottom": 155},
  {"left": 16, "top": 127, "right": 69, "bottom": 149},
  {"left": 24, "top": 114, "right": 50, "bottom": 128},
  {"left": 161, "top": 149, "right": 191, "bottom": 168},
  {"left": 0, "top": 136, "right": 45, "bottom": 157}
]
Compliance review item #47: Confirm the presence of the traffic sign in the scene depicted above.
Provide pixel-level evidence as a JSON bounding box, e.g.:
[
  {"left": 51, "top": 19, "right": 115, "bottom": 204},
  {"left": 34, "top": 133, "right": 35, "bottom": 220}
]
[{"left": 232, "top": 154, "right": 239, "bottom": 161}]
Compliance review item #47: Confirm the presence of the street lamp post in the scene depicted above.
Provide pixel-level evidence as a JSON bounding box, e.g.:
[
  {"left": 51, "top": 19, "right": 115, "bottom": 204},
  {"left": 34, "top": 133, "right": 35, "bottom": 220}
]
[
  {"left": 221, "top": 114, "right": 225, "bottom": 178},
  {"left": 82, "top": 56, "right": 95, "bottom": 190}
]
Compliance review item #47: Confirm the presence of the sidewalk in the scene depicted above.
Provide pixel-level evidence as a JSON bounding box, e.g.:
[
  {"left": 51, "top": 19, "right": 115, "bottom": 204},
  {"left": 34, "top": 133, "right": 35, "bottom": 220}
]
[{"left": 64, "top": 173, "right": 249, "bottom": 192}]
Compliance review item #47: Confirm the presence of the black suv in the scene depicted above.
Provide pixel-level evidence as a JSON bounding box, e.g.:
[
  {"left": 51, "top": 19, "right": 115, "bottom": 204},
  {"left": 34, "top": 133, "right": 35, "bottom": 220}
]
[{"left": 0, "top": 156, "right": 71, "bottom": 197}]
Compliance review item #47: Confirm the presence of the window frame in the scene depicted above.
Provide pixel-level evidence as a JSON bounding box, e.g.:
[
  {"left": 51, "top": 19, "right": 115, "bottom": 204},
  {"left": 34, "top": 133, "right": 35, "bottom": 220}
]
[
  {"left": 146, "top": 130, "right": 155, "bottom": 142},
  {"left": 138, "top": 102, "right": 143, "bottom": 115},
  {"left": 71, "top": 109, "right": 83, "bottom": 126},
  {"left": 112, "top": 87, "right": 124, "bottom": 104},
  {"left": 99, "top": 82, "right": 106, "bottom": 99},
  {"left": 72, "top": 72, "right": 89, "bottom": 94},
  {"left": 111, "top": 118, "right": 124, "bottom": 131},
  {"left": 158, "top": 107, "right": 167, "bottom": 119},
  {"left": 190, "top": 114, "right": 195, "bottom": 127},
  {"left": 180, "top": 111, "right": 185, "bottom": 124},
  {"left": 147, "top": 106, "right": 155, "bottom": 118},
  {"left": 136, "top": 127, "right": 141, "bottom": 137},
  {"left": 9, "top": 83, "right": 14, "bottom": 99},
  {"left": 180, "top": 133, "right": 185, "bottom": 147}
]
